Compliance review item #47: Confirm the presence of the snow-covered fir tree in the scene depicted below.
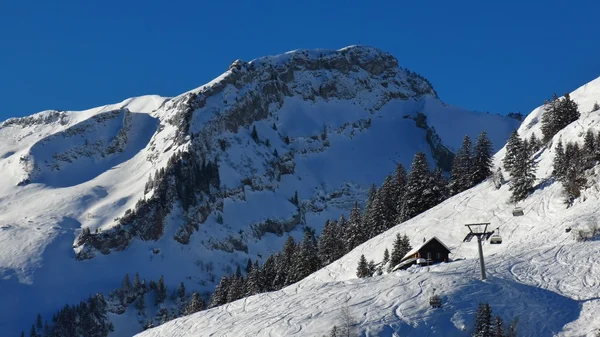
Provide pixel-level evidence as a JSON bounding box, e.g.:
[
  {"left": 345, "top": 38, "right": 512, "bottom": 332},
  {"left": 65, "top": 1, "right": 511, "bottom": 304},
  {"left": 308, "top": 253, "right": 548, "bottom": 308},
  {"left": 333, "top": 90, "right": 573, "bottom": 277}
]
[
  {"left": 155, "top": 275, "right": 167, "bottom": 306},
  {"left": 430, "top": 167, "right": 449, "bottom": 206},
  {"left": 508, "top": 134, "right": 536, "bottom": 202},
  {"left": 449, "top": 135, "right": 474, "bottom": 195},
  {"left": 245, "top": 260, "right": 262, "bottom": 296},
  {"left": 541, "top": 94, "right": 560, "bottom": 143},
  {"left": 472, "top": 302, "right": 492, "bottom": 337},
  {"left": 472, "top": 132, "right": 494, "bottom": 185},
  {"left": 388, "top": 234, "right": 411, "bottom": 271},
  {"left": 288, "top": 230, "right": 320, "bottom": 284},
  {"left": 226, "top": 274, "right": 244, "bottom": 303},
  {"left": 392, "top": 163, "right": 408, "bottom": 221},
  {"left": 185, "top": 292, "right": 204, "bottom": 315},
  {"left": 400, "top": 152, "right": 433, "bottom": 221},
  {"left": 318, "top": 220, "right": 345, "bottom": 266},
  {"left": 356, "top": 254, "right": 370, "bottom": 278},
  {"left": 344, "top": 203, "right": 366, "bottom": 252},
  {"left": 503, "top": 130, "right": 521, "bottom": 173},
  {"left": 208, "top": 276, "right": 230, "bottom": 308}
]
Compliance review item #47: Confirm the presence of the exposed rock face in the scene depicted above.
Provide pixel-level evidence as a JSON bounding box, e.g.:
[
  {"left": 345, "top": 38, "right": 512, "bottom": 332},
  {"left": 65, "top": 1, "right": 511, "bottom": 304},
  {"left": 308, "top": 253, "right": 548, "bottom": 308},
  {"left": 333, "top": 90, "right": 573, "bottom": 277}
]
[{"left": 72, "top": 46, "right": 442, "bottom": 259}]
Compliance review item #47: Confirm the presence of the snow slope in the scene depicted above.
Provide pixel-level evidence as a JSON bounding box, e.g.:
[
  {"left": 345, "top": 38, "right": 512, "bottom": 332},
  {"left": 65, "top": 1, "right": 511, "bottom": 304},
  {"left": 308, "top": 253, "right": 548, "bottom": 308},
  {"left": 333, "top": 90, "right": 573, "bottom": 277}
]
[
  {"left": 0, "top": 46, "right": 519, "bottom": 336},
  {"left": 137, "top": 77, "right": 600, "bottom": 337}
]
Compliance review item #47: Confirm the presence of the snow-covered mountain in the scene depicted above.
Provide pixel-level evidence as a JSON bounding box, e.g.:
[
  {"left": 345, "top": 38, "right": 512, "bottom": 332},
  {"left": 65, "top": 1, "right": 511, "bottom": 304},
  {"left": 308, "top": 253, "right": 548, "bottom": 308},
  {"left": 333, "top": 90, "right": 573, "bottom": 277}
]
[
  {"left": 136, "top": 76, "right": 600, "bottom": 337},
  {"left": 0, "top": 46, "right": 519, "bottom": 336}
]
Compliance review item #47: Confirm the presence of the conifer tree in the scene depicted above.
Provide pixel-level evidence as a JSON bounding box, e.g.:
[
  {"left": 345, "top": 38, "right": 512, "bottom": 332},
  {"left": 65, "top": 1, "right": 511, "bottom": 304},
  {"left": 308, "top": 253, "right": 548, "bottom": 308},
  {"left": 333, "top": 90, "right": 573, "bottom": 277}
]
[
  {"left": 593, "top": 102, "right": 600, "bottom": 112},
  {"left": 493, "top": 316, "right": 505, "bottom": 337},
  {"left": 400, "top": 152, "right": 433, "bottom": 221},
  {"left": 135, "top": 293, "right": 146, "bottom": 312},
  {"left": 541, "top": 94, "right": 559, "bottom": 142},
  {"left": 209, "top": 276, "right": 230, "bottom": 308},
  {"left": 226, "top": 275, "right": 244, "bottom": 303},
  {"left": 472, "top": 132, "right": 494, "bottom": 185},
  {"left": 29, "top": 325, "right": 37, "bottom": 337},
  {"left": 557, "top": 93, "right": 580, "bottom": 131},
  {"left": 503, "top": 130, "right": 521, "bottom": 173},
  {"left": 319, "top": 220, "right": 344, "bottom": 266},
  {"left": 509, "top": 136, "right": 536, "bottom": 202},
  {"left": 245, "top": 261, "right": 262, "bottom": 296},
  {"left": 388, "top": 234, "right": 411, "bottom": 271},
  {"left": 276, "top": 236, "right": 297, "bottom": 287},
  {"left": 251, "top": 125, "right": 259, "bottom": 143},
  {"left": 392, "top": 163, "right": 408, "bottom": 218},
  {"left": 382, "top": 248, "right": 390, "bottom": 266},
  {"left": 155, "top": 275, "right": 167, "bottom": 306},
  {"left": 529, "top": 133, "right": 540, "bottom": 153},
  {"left": 344, "top": 203, "right": 366, "bottom": 252},
  {"left": 185, "top": 292, "right": 205, "bottom": 315},
  {"left": 122, "top": 273, "right": 131, "bottom": 292},
  {"left": 35, "top": 314, "right": 42, "bottom": 333},
  {"left": 449, "top": 135, "right": 474, "bottom": 195},
  {"left": 472, "top": 303, "right": 492, "bottom": 337},
  {"left": 553, "top": 139, "right": 566, "bottom": 180},
  {"left": 368, "top": 260, "right": 376, "bottom": 276},
  {"left": 133, "top": 272, "right": 142, "bottom": 291},
  {"left": 261, "top": 255, "right": 277, "bottom": 292},
  {"left": 288, "top": 230, "right": 320, "bottom": 284},
  {"left": 20, "top": 331, "right": 24, "bottom": 337},
  {"left": 584, "top": 129, "right": 596, "bottom": 167},
  {"left": 356, "top": 254, "right": 370, "bottom": 278},
  {"left": 177, "top": 282, "right": 186, "bottom": 302},
  {"left": 379, "top": 175, "right": 397, "bottom": 230},
  {"left": 431, "top": 167, "right": 449, "bottom": 206},
  {"left": 561, "top": 142, "right": 587, "bottom": 203}
]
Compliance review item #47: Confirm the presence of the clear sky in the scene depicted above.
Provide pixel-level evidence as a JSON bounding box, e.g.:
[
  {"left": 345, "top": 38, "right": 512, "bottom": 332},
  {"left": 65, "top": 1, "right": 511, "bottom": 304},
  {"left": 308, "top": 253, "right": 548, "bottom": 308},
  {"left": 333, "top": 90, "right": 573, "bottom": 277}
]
[{"left": 1, "top": 0, "right": 599, "bottom": 121}]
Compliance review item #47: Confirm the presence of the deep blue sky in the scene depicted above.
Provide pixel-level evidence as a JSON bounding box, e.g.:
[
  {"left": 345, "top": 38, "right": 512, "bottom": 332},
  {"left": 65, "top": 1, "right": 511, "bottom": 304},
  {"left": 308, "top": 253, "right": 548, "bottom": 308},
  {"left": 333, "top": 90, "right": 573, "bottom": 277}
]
[{"left": 1, "top": 0, "right": 599, "bottom": 121}]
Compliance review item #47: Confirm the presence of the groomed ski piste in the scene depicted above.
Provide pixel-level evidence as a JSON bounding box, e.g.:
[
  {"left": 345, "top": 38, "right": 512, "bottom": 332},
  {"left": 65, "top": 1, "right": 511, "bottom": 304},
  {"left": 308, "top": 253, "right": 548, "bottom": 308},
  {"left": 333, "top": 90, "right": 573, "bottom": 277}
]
[{"left": 138, "top": 77, "right": 600, "bottom": 337}]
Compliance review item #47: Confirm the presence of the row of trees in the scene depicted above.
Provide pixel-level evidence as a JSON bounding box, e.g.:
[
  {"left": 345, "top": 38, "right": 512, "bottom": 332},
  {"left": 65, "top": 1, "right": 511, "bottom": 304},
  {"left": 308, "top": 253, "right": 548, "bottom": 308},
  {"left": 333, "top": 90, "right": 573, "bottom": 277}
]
[
  {"left": 23, "top": 273, "right": 206, "bottom": 337},
  {"left": 23, "top": 294, "right": 113, "bottom": 337}
]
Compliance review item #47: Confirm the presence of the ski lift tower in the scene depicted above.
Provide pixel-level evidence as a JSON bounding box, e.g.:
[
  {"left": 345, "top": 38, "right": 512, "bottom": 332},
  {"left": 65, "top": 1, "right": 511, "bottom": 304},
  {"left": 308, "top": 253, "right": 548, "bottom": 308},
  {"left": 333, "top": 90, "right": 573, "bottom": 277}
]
[{"left": 463, "top": 223, "right": 494, "bottom": 281}]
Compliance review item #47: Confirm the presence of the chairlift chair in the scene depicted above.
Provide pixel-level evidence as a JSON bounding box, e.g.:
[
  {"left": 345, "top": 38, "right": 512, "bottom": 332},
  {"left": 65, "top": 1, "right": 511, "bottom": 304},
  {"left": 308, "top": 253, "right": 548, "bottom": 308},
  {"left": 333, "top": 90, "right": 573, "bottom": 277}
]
[
  {"left": 429, "top": 288, "right": 442, "bottom": 308},
  {"left": 489, "top": 229, "right": 502, "bottom": 244},
  {"left": 512, "top": 206, "right": 524, "bottom": 216}
]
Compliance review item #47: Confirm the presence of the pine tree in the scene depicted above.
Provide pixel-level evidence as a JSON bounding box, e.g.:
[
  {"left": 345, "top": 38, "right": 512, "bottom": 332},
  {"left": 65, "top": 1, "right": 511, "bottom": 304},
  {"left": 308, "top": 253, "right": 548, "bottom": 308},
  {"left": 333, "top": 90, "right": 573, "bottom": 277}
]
[
  {"left": 185, "top": 292, "right": 205, "bottom": 315},
  {"left": 556, "top": 93, "right": 580, "bottom": 131},
  {"left": 431, "top": 167, "right": 449, "bottom": 206},
  {"left": 541, "top": 94, "right": 559, "bottom": 143},
  {"left": 503, "top": 130, "right": 521, "bottom": 173},
  {"left": 388, "top": 234, "right": 412, "bottom": 271},
  {"left": 133, "top": 272, "right": 142, "bottom": 291},
  {"left": 245, "top": 260, "right": 262, "bottom": 296},
  {"left": 261, "top": 255, "right": 277, "bottom": 292},
  {"left": 449, "top": 135, "right": 474, "bottom": 194},
  {"left": 344, "top": 203, "right": 366, "bottom": 252},
  {"left": 365, "top": 184, "right": 387, "bottom": 238},
  {"left": 319, "top": 220, "right": 345, "bottom": 266},
  {"left": 553, "top": 139, "right": 566, "bottom": 180},
  {"left": 275, "top": 236, "right": 296, "bottom": 287},
  {"left": 177, "top": 282, "right": 186, "bottom": 302},
  {"left": 472, "top": 303, "right": 492, "bottom": 337},
  {"left": 35, "top": 313, "right": 43, "bottom": 333},
  {"left": 288, "top": 230, "right": 320, "bottom": 284},
  {"left": 251, "top": 125, "right": 259, "bottom": 143},
  {"left": 400, "top": 152, "right": 433, "bottom": 221},
  {"left": 226, "top": 275, "right": 244, "bottom": 303},
  {"left": 209, "top": 276, "right": 230, "bottom": 308},
  {"left": 472, "top": 132, "right": 494, "bottom": 185},
  {"left": 561, "top": 142, "right": 586, "bottom": 203},
  {"left": 356, "top": 254, "right": 370, "bottom": 278},
  {"left": 392, "top": 163, "right": 408, "bottom": 219},
  {"left": 379, "top": 175, "right": 397, "bottom": 230},
  {"left": 155, "top": 275, "right": 167, "bottom": 306},
  {"left": 593, "top": 102, "right": 600, "bottom": 112},
  {"left": 245, "top": 258, "right": 253, "bottom": 274},
  {"left": 509, "top": 136, "right": 536, "bottom": 202},
  {"left": 584, "top": 129, "right": 596, "bottom": 167},
  {"left": 368, "top": 260, "right": 376, "bottom": 276},
  {"left": 135, "top": 293, "right": 146, "bottom": 312},
  {"left": 122, "top": 273, "right": 131, "bottom": 292},
  {"left": 382, "top": 248, "right": 390, "bottom": 266},
  {"left": 29, "top": 325, "right": 37, "bottom": 337},
  {"left": 493, "top": 316, "right": 505, "bottom": 337},
  {"left": 529, "top": 133, "right": 540, "bottom": 153}
]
